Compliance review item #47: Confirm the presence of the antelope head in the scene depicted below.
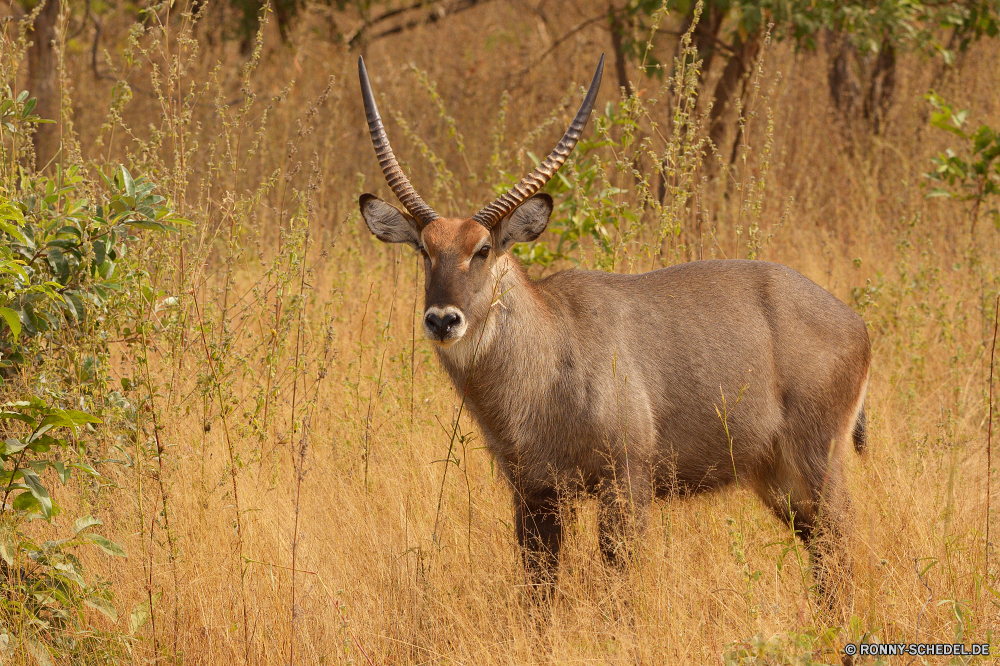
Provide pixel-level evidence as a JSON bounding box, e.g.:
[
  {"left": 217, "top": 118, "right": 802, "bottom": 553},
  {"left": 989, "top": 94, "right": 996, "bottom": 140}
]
[{"left": 357, "top": 56, "right": 604, "bottom": 346}]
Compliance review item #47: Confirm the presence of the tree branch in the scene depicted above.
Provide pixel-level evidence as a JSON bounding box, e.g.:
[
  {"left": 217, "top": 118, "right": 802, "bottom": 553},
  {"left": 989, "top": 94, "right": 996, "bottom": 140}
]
[
  {"left": 516, "top": 13, "right": 606, "bottom": 80},
  {"left": 348, "top": 0, "right": 494, "bottom": 48}
]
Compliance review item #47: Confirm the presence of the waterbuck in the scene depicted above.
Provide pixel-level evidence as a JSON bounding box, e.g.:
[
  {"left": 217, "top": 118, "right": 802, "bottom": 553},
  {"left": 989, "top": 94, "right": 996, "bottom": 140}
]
[{"left": 357, "top": 55, "right": 870, "bottom": 597}]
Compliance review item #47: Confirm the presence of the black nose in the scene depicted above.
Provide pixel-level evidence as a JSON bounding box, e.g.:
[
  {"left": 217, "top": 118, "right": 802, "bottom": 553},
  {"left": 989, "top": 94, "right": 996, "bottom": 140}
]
[{"left": 425, "top": 311, "right": 461, "bottom": 338}]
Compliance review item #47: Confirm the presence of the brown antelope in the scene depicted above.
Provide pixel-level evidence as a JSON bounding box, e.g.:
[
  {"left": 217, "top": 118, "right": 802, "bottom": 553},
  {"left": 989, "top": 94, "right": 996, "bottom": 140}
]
[{"left": 357, "top": 55, "right": 870, "bottom": 597}]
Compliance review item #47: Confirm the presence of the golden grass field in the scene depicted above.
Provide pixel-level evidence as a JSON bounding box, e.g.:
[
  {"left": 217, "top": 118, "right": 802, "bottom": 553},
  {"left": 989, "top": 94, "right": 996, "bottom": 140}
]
[{"left": 4, "top": 0, "right": 1000, "bottom": 663}]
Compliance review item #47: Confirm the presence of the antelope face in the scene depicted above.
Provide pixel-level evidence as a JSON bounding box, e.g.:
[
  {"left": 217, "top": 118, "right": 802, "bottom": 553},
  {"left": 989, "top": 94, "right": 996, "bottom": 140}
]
[
  {"left": 356, "top": 53, "right": 600, "bottom": 344},
  {"left": 359, "top": 193, "right": 553, "bottom": 346},
  {"left": 418, "top": 216, "right": 490, "bottom": 345}
]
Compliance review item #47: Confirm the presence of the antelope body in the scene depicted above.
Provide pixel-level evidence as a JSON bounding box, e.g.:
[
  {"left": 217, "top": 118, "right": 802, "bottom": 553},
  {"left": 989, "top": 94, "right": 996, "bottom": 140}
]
[{"left": 357, "top": 55, "right": 870, "bottom": 594}]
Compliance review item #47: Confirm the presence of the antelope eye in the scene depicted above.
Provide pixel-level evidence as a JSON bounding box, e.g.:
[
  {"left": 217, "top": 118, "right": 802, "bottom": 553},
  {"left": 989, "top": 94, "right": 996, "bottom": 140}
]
[{"left": 478, "top": 245, "right": 491, "bottom": 258}]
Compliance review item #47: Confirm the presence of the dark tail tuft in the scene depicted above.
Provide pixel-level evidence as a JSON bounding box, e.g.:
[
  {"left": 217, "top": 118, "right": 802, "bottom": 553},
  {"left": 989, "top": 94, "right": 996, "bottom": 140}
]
[{"left": 853, "top": 406, "right": 867, "bottom": 454}]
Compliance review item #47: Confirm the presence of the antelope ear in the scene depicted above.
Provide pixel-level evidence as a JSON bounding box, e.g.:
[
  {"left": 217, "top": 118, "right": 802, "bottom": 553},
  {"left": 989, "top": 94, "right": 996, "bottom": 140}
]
[
  {"left": 495, "top": 193, "right": 552, "bottom": 252},
  {"left": 360, "top": 194, "right": 421, "bottom": 249}
]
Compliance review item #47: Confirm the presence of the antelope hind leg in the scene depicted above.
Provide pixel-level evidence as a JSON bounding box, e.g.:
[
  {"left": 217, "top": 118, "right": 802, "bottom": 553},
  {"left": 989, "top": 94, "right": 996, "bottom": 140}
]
[{"left": 754, "top": 454, "right": 855, "bottom": 612}]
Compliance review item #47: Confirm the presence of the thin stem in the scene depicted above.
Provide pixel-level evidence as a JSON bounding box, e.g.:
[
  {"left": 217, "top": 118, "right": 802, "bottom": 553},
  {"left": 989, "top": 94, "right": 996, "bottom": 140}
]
[
  {"left": 191, "top": 285, "right": 250, "bottom": 663},
  {"left": 139, "top": 314, "right": 180, "bottom": 656},
  {"left": 987, "top": 292, "right": 999, "bottom": 576},
  {"left": 288, "top": 221, "right": 310, "bottom": 665}
]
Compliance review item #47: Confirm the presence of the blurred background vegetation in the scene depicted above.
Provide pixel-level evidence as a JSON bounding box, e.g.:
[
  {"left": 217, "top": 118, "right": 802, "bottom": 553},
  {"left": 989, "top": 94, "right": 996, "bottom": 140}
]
[{"left": 0, "top": 0, "right": 999, "bottom": 663}]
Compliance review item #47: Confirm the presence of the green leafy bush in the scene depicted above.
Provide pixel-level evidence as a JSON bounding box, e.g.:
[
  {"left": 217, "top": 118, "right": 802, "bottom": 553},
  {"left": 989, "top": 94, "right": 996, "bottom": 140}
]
[
  {"left": 0, "top": 89, "right": 182, "bottom": 663},
  {"left": 0, "top": 164, "right": 187, "bottom": 381},
  {"left": 925, "top": 93, "right": 1000, "bottom": 230},
  {"left": 0, "top": 399, "right": 130, "bottom": 663}
]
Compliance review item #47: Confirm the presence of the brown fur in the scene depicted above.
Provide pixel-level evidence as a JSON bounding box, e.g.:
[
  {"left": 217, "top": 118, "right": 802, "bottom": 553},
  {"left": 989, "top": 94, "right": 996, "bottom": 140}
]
[{"left": 361, "top": 196, "right": 871, "bottom": 601}]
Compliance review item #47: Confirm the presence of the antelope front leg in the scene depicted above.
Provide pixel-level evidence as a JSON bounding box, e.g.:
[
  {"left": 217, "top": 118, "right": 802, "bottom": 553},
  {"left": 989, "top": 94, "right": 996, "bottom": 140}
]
[
  {"left": 598, "top": 476, "right": 650, "bottom": 568},
  {"left": 514, "top": 489, "right": 563, "bottom": 592}
]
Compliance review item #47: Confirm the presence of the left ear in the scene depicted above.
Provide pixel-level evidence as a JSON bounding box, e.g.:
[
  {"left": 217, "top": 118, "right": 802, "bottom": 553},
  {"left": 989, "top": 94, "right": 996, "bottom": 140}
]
[{"left": 495, "top": 193, "right": 552, "bottom": 252}]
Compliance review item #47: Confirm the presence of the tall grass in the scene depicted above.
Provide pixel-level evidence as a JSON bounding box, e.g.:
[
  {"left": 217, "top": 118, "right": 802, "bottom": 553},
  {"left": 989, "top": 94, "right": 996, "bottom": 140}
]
[{"left": 2, "top": 0, "right": 1000, "bottom": 663}]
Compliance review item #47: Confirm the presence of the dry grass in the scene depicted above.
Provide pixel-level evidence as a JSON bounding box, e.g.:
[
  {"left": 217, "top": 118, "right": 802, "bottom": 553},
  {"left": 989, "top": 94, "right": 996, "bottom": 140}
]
[{"left": 5, "top": 0, "right": 1000, "bottom": 663}]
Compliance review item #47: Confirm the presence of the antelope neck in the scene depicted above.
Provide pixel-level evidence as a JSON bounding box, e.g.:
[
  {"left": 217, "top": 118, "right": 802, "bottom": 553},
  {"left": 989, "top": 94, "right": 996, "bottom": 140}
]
[{"left": 436, "top": 256, "right": 556, "bottom": 383}]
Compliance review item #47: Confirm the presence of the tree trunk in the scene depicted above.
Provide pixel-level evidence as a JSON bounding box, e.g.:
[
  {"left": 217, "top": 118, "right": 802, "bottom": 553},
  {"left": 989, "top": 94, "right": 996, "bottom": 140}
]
[
  {"left": 707, "top": 28, "right": 762, "bottom": 162},
  {"left": 676, "top": 0, "right": 726, "bottom": 82},
  {"left": 826, "top": 30, "right": 862, "bottom": 121},
  {"left": 826, "top": 31, "right": 896, "bottom": 134},
  {"left": 608, "top": 4, "right": 633, "bottom": 98},
  {"left": 27, "top": 0, "right": 60, "bottom": 168},
  {"left": 865, "top": 39, "right": 896, "bottom": 134}
]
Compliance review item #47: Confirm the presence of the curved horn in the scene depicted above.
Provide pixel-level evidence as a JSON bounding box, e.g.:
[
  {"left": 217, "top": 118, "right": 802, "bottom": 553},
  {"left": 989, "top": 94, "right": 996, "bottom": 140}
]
[
  {"left": 359, "top": 56, "right": 439, "bottom": 228},
  {"left": 473, "top": 54, "right": 604, "bottom": 229}
]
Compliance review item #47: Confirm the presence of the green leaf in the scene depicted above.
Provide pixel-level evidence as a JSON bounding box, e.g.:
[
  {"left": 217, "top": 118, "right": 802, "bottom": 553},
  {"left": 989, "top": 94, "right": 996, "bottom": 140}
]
[
  {"left": 0, "top": 535, "right": 13, "bottom": 566},
  {"left": 27, "top": 638, "right": 53, "bottom": 666},
  {"left": 52, "top": 460, "right": 70, "bottom": 484},
  {"left": 21, "top": 469, "right": 52, "bottom": 519},
  {"left": 0, "top": 220, "right": 28, "bottom": 244},
  {"left": 63, "top": 292, "right": 86, "bottom": 321},
  {"left": 0, "top": 411, "right": 34, "bottom": 426},
  {"left": 85, "top": 532, "right": 126, "bottom": 557},
  {"left": 60, "top": 409, "right": 101, "bottom": 426},
  {"left": 74, "top": 515, "right": 102, "bottom": 534},
  {"left": 12, "top": 491, "right": 40, "bottom": 513},
  {"left": 70, "top": 460, "right": 101, "bottom": 478},
  {"left": 26, "top": 439, "right": 50, "bottom": 453},
  {"left": 85, "top": 595, "right": 118, "bottom": 622},
  {"left": 121, "top": 167, "right": 135, "bottom": 198},
  {"left": 0, "top": 307, "right": 22, "bottom": 341},
  {"left": 2, "top": 437, "right": 27, "bottom": 455},
  {"left": 46, "top": 246, "right": 69, "bottom": 281},
  {"left": 130, "top": 593, "right": 159, "bottom": 635}
]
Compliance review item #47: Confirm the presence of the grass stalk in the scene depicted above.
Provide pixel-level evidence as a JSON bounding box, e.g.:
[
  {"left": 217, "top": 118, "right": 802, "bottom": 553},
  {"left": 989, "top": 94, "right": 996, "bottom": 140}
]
[
  {"left": 191, "top": 285, "right": 251, "bottom": 663},
  {"left": 987, "top": 292, "right": 999, "bottom": 575}
]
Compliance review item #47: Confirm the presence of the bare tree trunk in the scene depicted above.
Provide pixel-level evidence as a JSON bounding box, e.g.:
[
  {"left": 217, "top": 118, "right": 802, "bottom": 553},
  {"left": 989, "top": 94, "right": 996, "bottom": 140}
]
[
  {"left": 707, "top": 28, "right": 761, "bottom": 163},
  {"left": 826, "top": 31, "right": 896, "bottom": 134},
  {"left": 657, "top": 1, "right": 725, "bottom": 202},
  {"left": 865, "top": 39, "right": 895, "bottom": 134},
  {"left": 27, "top": 0, "right": 60, "bottom": 167},
  {"left": 827, "top": 30, "right": 862, "bottom": 121},
  {"left": 608, "top": 4, "right": 633, "bottom": 98},
  {"left": 673, "top": 0, "right": 726, "bottom": 83}
]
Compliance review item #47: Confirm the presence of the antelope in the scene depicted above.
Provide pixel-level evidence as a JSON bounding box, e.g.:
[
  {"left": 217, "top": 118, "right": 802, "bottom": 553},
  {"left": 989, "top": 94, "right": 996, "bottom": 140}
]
[{"left": 357, "top": 55, "right": 870, "bottom": 597}]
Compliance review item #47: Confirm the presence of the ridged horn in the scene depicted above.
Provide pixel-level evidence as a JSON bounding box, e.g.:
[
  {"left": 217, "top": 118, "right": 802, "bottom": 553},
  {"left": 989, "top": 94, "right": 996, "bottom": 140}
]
[
  {"left": 359, "top": 56, "right": 439, "bottom": 228},
  {"left": 473, "top": 54, "right": 604, "bottom": 229}
]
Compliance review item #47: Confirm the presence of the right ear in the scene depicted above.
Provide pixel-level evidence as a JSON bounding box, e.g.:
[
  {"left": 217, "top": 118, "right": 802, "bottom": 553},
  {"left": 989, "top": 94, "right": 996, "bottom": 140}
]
[{"left": 359, "top": 194, "right": 421, "bottom": 249}]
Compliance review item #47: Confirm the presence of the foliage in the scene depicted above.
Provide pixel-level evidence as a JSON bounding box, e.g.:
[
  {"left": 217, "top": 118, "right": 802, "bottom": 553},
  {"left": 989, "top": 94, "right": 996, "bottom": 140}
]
[
  {"left": 0, "top": 89, "right": 178, "bottom": 663},
  {"left": 0, "top": 149, "right": 187, "bottom": 385},
  {"left": 924, "top": 93, "right": 1000, "bottom": 230},
  {"left": 506, "top": 112, "right": 628, "bottom": 268},
  {"left": 723, "top": 629, "right": 883, "bottom": 666},
  {"left": 625, "top": 0, "right": 998, "bottom": 67},
  {"left": 0, "top": 88, "right": 52, "bottom": 137},
  {"left": 0, "top": 399, "right": 129, "bottom": 664},
  {"left": 0, "top": 399, "right": 100, "bottom": 520},
  {"left": 760, "top": 0, "right": 997, "bottom": 59}
]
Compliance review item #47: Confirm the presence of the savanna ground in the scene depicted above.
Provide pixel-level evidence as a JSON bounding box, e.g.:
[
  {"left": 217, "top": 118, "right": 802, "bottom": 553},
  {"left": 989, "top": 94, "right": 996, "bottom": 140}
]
[{"left": 1, "top": 0, "right": 1000, "bottom": 663}]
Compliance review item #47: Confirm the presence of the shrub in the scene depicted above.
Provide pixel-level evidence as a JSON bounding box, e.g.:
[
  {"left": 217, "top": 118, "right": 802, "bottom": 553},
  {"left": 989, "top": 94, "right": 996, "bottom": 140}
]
[{"left": 0, "top": 88, "right": 183, "bottom": 663}]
